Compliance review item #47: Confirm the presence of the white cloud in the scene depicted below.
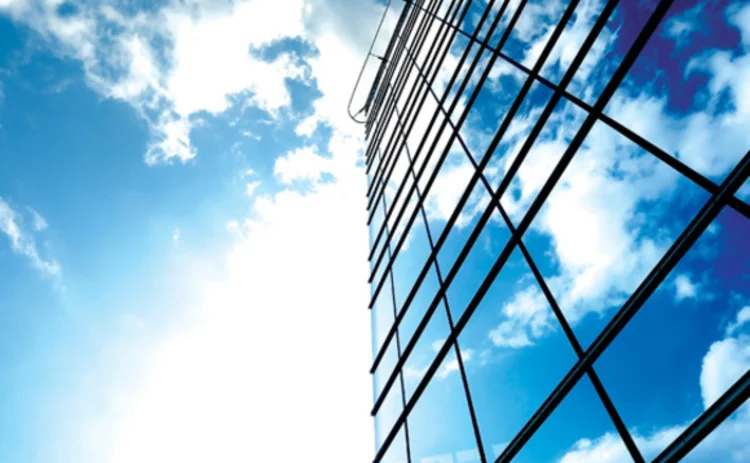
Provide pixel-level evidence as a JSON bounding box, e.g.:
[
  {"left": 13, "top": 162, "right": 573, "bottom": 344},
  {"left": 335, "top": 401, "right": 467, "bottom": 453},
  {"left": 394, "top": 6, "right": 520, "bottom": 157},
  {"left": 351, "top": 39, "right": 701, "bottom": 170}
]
[
  {"left": 405, "top": 342, "right": 473, "bottom": 381},
  {"left": 438, "top": 348, "right": 473, "bottom": 379},
  {"left": 245, "top": 180, "right": 261, "bottom": 197},
  {"left": 274, "top": 145, "right": 334, "bottom": 185},
  {"left": 663, "top": 4, "right": 703, "bottom": 47},
  {"left": 726, "top": 306, "right": 750, "bottom": 336},
  {"left": 0, "top": 197, "right": 60, "bottom": 278},
  {"left": 700, "top": 335, "right": 750, "bottom": 410},
  {"left": 0, "top": 0, "right": 310, "bottom": 164},
  {"left": 674, "top": 273, "right": 699, "bottom": 301},
  {"left": 171, "top": 228, "right": 181, "bottom": 242},
  {"left": 490, "top": 320, "right": 534, "bottom": 348},
  {"left": 488, "top": 284, "right": 554, "bottom": 348},
  {"left": 28, "top": 207, "right": 49, "bottom": 231}
]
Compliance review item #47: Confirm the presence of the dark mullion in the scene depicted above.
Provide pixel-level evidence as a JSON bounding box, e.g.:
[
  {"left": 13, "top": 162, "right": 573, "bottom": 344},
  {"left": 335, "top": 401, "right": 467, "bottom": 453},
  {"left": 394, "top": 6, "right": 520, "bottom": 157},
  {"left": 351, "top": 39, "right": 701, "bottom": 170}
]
[
  {"left": 401, "top": 0, "right": 750, "bottom": 221},
  {"left": 367, "top": 0, "right": 471, "bottom": 263},
  {"left": 366, "top": 0, "right": 443, "bottom": 164},
  {"left": 393, "top": 105, "right": 488, "bottom": 463},
  {"left": 492, "top": 204, "right": 646, "bottom": 463},
  {"left": 653, "top": 371, "right": 750, "bottom": 463},
  {"left": 368, "top": 0, "right": 478, "bottom": 260},
  {"left": 363, "top": 0, "right": 413, "bottom": 125},
  {"left": 367, "top": 0, "right": 463, "bottom": 212},
  {"left": 366, "top": 0, "right": 424, "bottom": 142},
  {"left": 366, "top": 0, "right": 430, "bottom": 166},
  {"left": 372, "top": 1, "right": 673, "bottom": 460},
  {"left": 365, "top": 1, "right": 414, "bottom": 138},
  {"left": 366, "top": 0, "right": 449, "bottom": 188},
  {"left": 367, "top": 0, "right": 466, "bottom": 206},
  {"left": 367, "top": 0, "right": 515, "bottom": 311},
  {"left": 367, "top": 1, "right": 467, "bottom": 262},
  {"left": 367, "top": 0, "right": 465, "bottom": 203},
  {"left": 358, "top": 0, "right": 410, "bottom": 129},
  {"left": 366, "top": 0, "right": 444, "bottom": 166},
  {"left": 366, "top": 0, "right": 422, "bottom": 133}
]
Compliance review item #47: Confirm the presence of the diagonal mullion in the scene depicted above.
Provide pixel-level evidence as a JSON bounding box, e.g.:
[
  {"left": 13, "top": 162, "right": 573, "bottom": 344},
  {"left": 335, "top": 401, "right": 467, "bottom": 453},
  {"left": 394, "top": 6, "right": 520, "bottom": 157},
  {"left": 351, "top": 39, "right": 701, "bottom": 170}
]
[
  {"left": 374, "top": 149, "right": 415, "bottom": 463},
  {"left": 390, "top": 32, "right": 644, "bottom": 459},
  {"left": 367, "top": 4, "right": 481, "bottom": 273},
  {"left": 365, "top": 0, "right": 427, "bottom": 142},
  {"left": 366, "top": 0, "right": 446, "bottom": 163},
  {"left": 495, "top": 149, "right": 749, "bottom": 463}
]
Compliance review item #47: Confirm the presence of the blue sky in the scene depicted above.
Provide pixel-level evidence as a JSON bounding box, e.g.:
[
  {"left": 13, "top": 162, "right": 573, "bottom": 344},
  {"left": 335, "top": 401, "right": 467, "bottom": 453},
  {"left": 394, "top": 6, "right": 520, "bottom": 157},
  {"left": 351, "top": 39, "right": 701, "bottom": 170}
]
[
  {"left": 368, "top": 0, "right": 749, "bottom": 462},
  {"left": 0, "top": 1, "right": 748, "bottom": 463},
  {"left": 0, "top": 0, "right": 390, "bottom": 461}
]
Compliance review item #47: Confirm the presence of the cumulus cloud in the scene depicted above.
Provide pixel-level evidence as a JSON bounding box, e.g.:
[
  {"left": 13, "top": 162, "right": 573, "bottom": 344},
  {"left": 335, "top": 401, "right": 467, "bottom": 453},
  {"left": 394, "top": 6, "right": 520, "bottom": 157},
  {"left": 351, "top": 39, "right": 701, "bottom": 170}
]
[
  {"left": 663, "top": 3, "right": 703, "bottom": 47},
  {"left": 274, "top": 145, "right": 334, "bottom": 185},
  {"left": 488, "top": 285, "right": 552, "bottom": 348},
  {"left": 0, "top": 0, "right": 310, "bottom": 164},
  {"left": 726, "top": 306, "right": 750, "bottom": 336},
  {"left": 674, "top": 273, "right": 699, "bottom": 301},
  {"left": 0, "top": 197, "right": 60, "bottom": 278}
]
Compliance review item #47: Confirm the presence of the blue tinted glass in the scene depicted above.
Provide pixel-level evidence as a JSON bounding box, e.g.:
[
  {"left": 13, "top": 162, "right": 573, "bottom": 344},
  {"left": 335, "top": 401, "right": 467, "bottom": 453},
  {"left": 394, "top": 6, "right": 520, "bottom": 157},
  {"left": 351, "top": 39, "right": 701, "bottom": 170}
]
[
  {"left": 375, "top": 375, "right": 405, "bottom": 451},
  {"left": 682, "top": 407, "right": 750, "bottom": 462},
  {"left": 408, "top": 350, "right": 482, "bottom": 462},
  {"left": 445, "top": 208, "right": 511, "bottom": 321},
  {"left": 380, "top": 425, "right": 409, "bottom": 463},
  {"left": 402, "top": 297, "right": 451, "bottom": 398},
  {"left": 399, "top": 265, "right": 441, "bottom": 349},
  {"left": 374, "top": 336, "right": 399, "bottom": 401},
  {"left": 372, "top": 269, "right": 396, "bottom": 358}
]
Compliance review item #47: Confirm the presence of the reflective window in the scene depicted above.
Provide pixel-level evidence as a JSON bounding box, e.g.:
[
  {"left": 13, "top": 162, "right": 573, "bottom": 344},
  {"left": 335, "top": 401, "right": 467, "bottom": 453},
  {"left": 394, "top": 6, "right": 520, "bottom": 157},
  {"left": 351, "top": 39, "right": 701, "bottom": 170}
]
[{"left": 364, "top": 1, "right": 750, "bottom": 462}]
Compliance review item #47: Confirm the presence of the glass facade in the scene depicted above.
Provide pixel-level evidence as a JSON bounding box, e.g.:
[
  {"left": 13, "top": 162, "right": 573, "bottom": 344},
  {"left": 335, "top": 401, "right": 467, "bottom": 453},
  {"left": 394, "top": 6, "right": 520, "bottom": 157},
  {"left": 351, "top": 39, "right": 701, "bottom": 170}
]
[{"left": 359, "top": 0, "right": 750, "bottom": 462}]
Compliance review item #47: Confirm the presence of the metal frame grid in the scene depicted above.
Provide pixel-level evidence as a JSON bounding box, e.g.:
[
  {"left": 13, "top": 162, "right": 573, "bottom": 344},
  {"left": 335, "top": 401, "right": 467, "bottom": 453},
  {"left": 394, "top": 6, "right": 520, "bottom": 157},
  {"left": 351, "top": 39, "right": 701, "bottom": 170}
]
[{"left": 354, "top": 0, "right": 750, "bottom": 462}]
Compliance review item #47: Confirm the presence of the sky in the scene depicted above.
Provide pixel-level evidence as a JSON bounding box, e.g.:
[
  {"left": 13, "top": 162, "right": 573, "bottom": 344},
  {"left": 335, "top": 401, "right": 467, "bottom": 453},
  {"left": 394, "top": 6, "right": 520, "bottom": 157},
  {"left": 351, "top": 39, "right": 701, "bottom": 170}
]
[
  {"left": 0, "top": 0, "right": 394, "bottom": 462},
  {"left": 0, "top": 1, "right": 748, "bottom": 463}
]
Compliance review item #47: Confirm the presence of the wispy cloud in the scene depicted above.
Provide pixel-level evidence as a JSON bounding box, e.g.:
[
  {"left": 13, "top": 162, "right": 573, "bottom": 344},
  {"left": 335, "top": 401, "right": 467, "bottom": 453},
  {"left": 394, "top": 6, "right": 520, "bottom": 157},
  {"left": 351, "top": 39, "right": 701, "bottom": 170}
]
[
  {"left": 0, "top": 197, "right": 60, "bottom": 278},
  {"left": 674, "top": 273, "right": 699, "bottom": 301}
]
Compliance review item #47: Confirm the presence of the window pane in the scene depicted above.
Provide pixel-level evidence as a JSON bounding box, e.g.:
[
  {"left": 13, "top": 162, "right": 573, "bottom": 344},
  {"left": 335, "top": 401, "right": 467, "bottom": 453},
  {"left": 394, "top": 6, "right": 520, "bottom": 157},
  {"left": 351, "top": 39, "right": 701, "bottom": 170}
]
[{"left": 407, "top": 350, "right": 481, "bottom": 463}]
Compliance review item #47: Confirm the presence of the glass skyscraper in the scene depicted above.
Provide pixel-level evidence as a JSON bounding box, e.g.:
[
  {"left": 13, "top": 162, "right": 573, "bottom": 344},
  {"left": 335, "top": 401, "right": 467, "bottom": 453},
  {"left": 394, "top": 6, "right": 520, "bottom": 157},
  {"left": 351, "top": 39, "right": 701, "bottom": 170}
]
[{"left": 354, "top": 0, "right": 750, "bottom": 462}]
